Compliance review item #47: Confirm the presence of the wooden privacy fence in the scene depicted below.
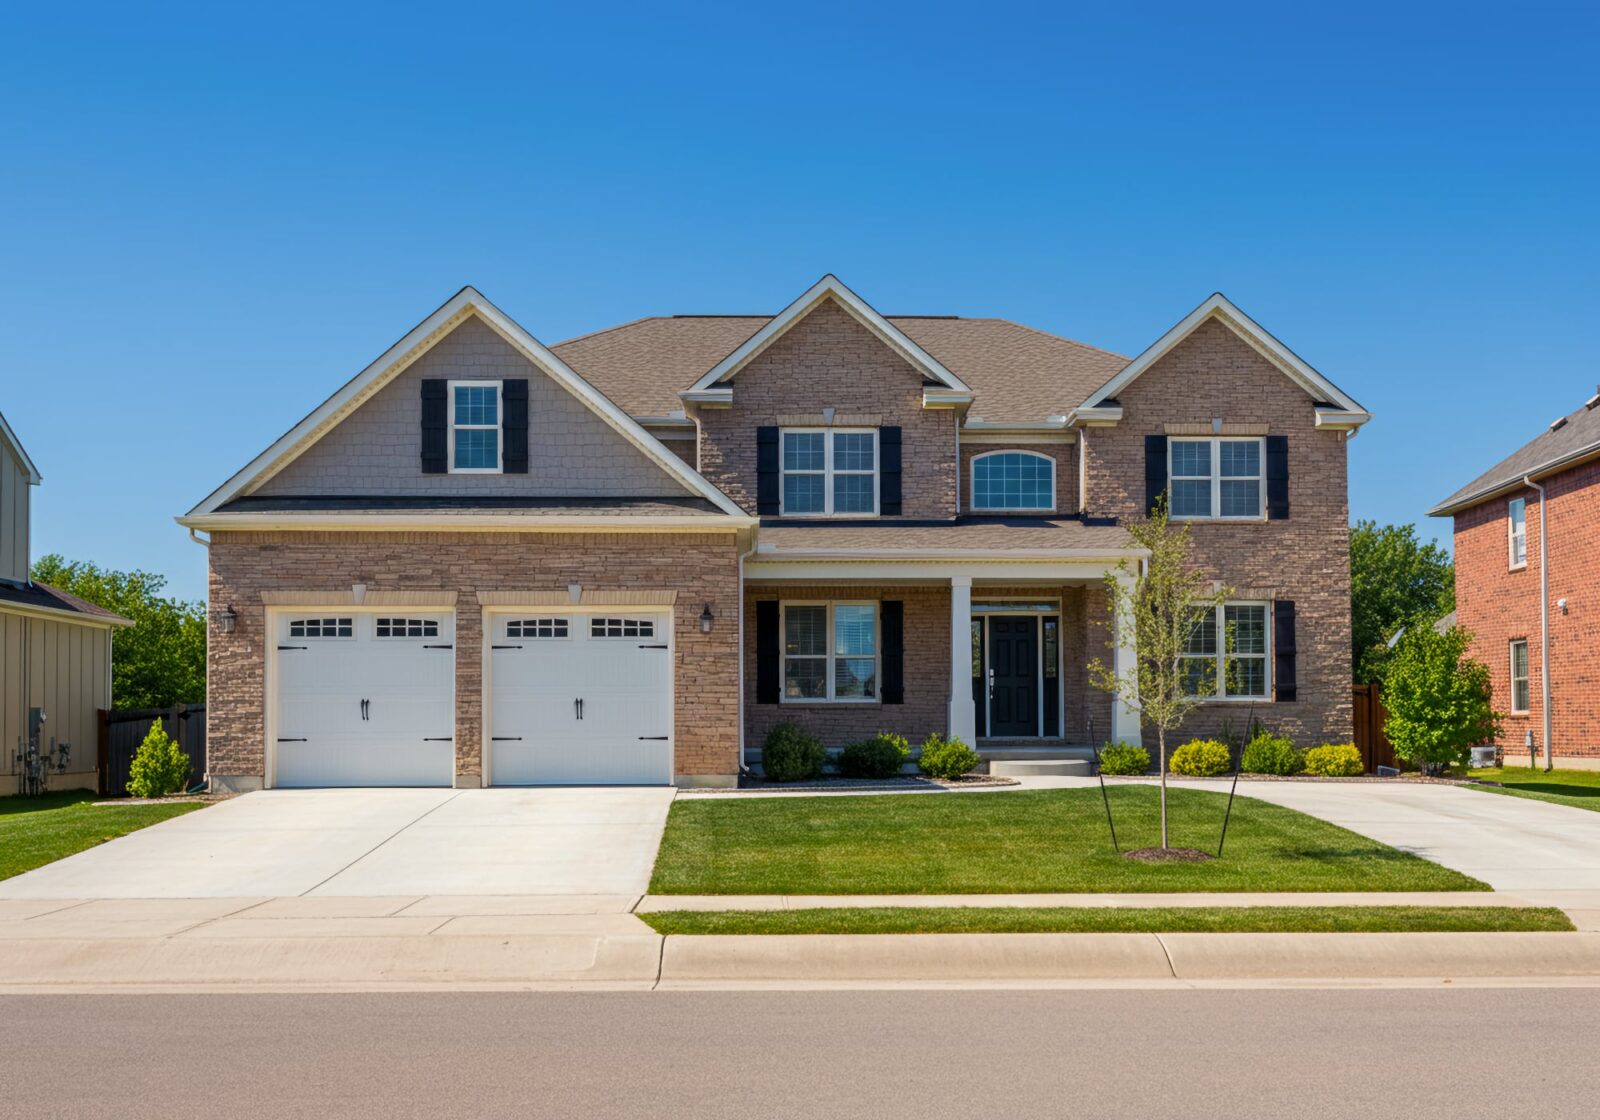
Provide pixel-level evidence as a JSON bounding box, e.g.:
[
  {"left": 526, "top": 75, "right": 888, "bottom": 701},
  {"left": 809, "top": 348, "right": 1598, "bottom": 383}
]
[
  {"left": 1351, "top": 683, "right": 1394, "bottom": 772},
  {"left": 97, "top": 704, "right": 206, "bottom": 797}
]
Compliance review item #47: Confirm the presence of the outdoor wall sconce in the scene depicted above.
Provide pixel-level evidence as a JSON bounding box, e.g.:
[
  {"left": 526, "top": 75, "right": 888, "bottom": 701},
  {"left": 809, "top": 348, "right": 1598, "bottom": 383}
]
[
  {"left": 214, "top": 604, "right": 237, "bottom": 634},
  {"left": 699, "top": 603, "right": 715, "bottom": 633}
]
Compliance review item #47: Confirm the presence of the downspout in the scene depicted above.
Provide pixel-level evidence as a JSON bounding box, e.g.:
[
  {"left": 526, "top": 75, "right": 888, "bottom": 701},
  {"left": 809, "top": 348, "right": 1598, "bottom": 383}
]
[
  {"left": 953, "top": 412, "right": 961, "bottom": 515},
  {"left": 736, "top": 531, "right": 758, "bottom": 776},
  {"left": 1078, "top": 429, "right": 1088, "bottom": 516},
  {"left": 1522, "top": 476, "right": 1552, "bottom": 771}
]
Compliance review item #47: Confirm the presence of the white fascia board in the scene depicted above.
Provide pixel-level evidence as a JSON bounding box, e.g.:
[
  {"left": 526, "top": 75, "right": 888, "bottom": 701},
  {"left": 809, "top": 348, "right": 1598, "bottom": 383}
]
[
  {"left": 1066, "top": 404, "right": 1124, "bottom": 427},
  {"left": 685, "top": 274, "right": 972, "bottom": 394},
  {"left": 176, "top": 512, "right": 753, "bottom": 533},
  {"left": 678, "top": 388, "right": 733, "bottom": 407},
  {"left": 922, "top": 388, "right": 974, "bottom": 408},
  {"left": 1313, "top": 407, "right": 1374, "bottom": 430},
  {"left": 0, "top": 411, "right": 42, "bottom": 484},
  {"left": 187, "top": 288, "right": 749, "bottom": 519},
  {"left": 1080, "top": 293, "right": 1370, "bottom": 420}
]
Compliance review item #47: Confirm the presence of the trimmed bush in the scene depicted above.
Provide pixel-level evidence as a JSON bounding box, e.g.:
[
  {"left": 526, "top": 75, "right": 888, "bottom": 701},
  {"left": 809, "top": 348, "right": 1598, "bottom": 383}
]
[
  {"left": 1170, "top": 739, "right": 1232, "bottom": 777},
  {"left": 762, "top": 722, "right": 827, "bottom": 782},
  {"left": 1097, "top": 744, "right": 1150, "bottom": 775},
  {"left": 917, "top": 733, "right": 980, "bottom": 779},
  {"left": 126, "top": 723, "right": 190, "bottom": 798},
  {"left": 1304, "top": 743, "right": 1364, "bottom": 777},
  {"left": 837, "top": 733, "right": 911, "bottom": 779},
  {"left": 1241, "top": 733, "right": 1304, "bottom": 776}
]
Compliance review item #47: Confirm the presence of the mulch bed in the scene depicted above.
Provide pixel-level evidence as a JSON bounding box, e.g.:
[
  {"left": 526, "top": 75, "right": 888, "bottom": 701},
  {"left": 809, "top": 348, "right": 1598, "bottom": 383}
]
[
  {"left": 707, "top": 774, "right": 1020, "bottom": 793},
  {"left": 1123, "top": 846, "right": 1212, "bottom": 863}
]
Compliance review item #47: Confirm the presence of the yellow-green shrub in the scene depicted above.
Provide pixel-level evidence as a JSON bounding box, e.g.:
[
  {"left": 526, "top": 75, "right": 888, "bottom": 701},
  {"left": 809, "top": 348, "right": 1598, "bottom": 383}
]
[
  {"left": 1304, "top": 743, "right": 1364, "bottom": 777},
  {"left": 1170, "top": 739, "right": 1233, "bottom": 777}
]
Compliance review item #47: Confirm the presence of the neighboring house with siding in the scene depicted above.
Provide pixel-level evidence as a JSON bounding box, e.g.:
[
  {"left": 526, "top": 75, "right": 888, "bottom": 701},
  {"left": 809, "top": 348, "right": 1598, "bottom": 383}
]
[
  {"left": 179, "top": 277, "right": 1369, "bottom": 791},
  {"left": 1432, "top": 392, "right": 1600, "bottom": 768},
  {"left": 1, "top": 411, "right": 131, "bottom": 791}
]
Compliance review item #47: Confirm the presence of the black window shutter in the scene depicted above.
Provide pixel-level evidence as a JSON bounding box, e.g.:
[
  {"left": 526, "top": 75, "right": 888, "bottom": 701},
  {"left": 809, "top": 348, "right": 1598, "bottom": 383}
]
[
  {"left": 879, "top": 427, "right": 903, "bottom": 515},
  {"left": 756, "top": 427, "right": 780, "bottom": 515},
  {"left": 881, "top": 600, "right": 904, "bottom": 704},
  {"left": 1144, "top": 434, "right": 1168, "bottom": 516},
  {"left": 1273, "top": 599, "right": 1297, "bottom": 702},
  {"left": 502, "top": 379, "right": 529, "bottom": 474},
  {"left": 420, "top": 380, "right": 448, "bottom": 474},
  {"left": 756, "top": 600, "right": 780, "bottom": 704},
  {"left": 1265, "top": 435, "right": 1289, "bottom": 520}
]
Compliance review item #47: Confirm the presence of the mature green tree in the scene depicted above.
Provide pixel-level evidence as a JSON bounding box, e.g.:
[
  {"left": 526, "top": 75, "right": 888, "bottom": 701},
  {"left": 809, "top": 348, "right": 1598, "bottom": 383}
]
[
  {"left": 1090, "top": 497, "right": 1229, "bottom": 850},
  {"left": 1350, "top": 521, "right": 1455, "bottom": 684},
  {"left": 30, "top": 555, "right": 206, "bottom": 709},
  {"left": 1383, "top": 625, "right": 1499, "bottom": 773}
]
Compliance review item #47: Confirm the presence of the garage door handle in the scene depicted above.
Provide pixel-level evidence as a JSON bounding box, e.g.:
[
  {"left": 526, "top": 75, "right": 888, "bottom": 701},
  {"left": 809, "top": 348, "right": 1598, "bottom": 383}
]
[
  {"left": 638, "top": 643, "right": 668, "bottom": 649},
  {"left": 277, "top": 737, "right": 307, "bottom": 742},
  {"left": 638, "top": 736, "right": 668, "bottom": 741}
]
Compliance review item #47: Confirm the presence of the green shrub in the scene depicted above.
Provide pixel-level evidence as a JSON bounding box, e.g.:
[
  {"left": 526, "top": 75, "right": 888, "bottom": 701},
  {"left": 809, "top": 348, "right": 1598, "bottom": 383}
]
[
  {"left": 917, "top": 733, "right": 980, "bottom": 779},
  {"left": 837, "top": 733, "right": 911, "bottom": 779},
  {"left": 762, "top": 722, "right": 827, "bottom": 782},
  {"left": 126, "top": 723, "right": 190, "bottom": 798},
  {"left": 1241, "top": 732, "right": 1304, "bottom": 775},
  {"left": 1304, "top": 742, "right": 1364, "bottom": 777},
  {"left": 1170, "top": 739, "right": 1233, "bottom": 777},
  {"left": 1097, "top": 744, "right": 1150, "bottom": 775}
]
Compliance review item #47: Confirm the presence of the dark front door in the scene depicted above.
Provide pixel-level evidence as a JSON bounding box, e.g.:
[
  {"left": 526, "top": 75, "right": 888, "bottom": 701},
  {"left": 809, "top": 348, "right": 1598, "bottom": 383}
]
[{"left": 987, "top": 617, "right": 1038, "bottom": 737}]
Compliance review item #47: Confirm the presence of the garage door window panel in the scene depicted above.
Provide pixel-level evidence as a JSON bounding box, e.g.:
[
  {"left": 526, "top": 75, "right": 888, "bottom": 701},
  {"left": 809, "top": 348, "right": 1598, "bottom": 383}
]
[
  {"left": 507, "top": 618, "right": 570, "bottom": 639},
  {"left": 591, "top": 617, "right": 656, "bottom": 639},
  {"left": 288, "top": 617, "right": 354, "bottom": 639},
  {"left": 375, "top": 617, "right": 440, "bottom": 638}
]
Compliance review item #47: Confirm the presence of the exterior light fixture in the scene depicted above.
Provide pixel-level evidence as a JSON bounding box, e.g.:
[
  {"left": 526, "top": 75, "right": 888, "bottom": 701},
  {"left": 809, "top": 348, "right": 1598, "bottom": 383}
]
[
  {"left": 215, "top": 604, "right": 237, "bottom": 634},
  {"left": 699, "top": 603, "right": 715, "bottom": 633}
]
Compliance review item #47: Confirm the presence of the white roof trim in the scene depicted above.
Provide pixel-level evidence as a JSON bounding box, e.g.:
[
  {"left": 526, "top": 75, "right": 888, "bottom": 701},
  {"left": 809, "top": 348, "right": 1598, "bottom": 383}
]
[
  {"left": 0, "top": 410, "right": 42, "bottom": 484},
  {"left": 684, "top": 274, "right": 971, "bottom": 394},
  {"left": 187, "top": 287, "right": 748, "bottom": 518},
  {"left": 1081, "top": 293, "right": 1370, "bottom": 421},
  {"left": 177, "top": 512, "right": 753, "bottom": 532}
]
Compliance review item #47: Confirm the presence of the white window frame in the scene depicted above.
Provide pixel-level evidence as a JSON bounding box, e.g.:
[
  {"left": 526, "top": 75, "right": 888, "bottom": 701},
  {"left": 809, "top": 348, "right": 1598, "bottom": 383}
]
[
  {"left": 1508, "top": 497, "right": 1527, "bottom": 570},
  {"left": 448, "top": 379, "right": 503, "bottom": 474},
  {"left": 779, "top": 428, "right": 879, "bottom": 517},
  {"left": 1180, "top": 601, "right": 1272, "bottom": 701},
  {"left": 1168, "top": 436, "right": 1265, "bottom": 521},
  {"left": 780, "top": 600, "right": 880, "bottom": 703},
  {"left": 1509, "top": 638, "right": 1530, "bottom": 714},
  {"left": 970, "top": 449, "right": 1057, "bottom": 512}
]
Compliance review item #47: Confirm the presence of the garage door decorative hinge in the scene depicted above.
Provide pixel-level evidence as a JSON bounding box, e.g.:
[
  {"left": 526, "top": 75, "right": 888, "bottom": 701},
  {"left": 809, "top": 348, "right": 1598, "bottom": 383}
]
[
  {"left": 276, "top": 737, "right": 307, "bottom": 742},
  {"left": 638, "top": 643, "right": 668, "bottom": 649},
  {"left": 491, "top": 736, "right": 522, "bottom": 741},
  {"left": 421, "top": 737, "right": 453, "bottom": 742},
  {"left": 424, "top": 644, "right": 453, "bottom": 649},
  {"left": 491, "top": 644, "right": 522, "bottom": 649},
  {"left": 637, "top": 736, "right": 669, "bottom": 741},
  {"left": 277, "top": 645, "right": 307, "bottom": 651}
]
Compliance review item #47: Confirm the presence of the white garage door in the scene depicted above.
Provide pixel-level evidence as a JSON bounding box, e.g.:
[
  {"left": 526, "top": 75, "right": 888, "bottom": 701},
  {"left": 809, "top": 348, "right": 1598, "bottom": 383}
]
[
  {"left": 274, "top": 612, "right": 455, "bottom": 788},
  {"left": 490, "top": 613, "right": 673, "bottom": 785}
]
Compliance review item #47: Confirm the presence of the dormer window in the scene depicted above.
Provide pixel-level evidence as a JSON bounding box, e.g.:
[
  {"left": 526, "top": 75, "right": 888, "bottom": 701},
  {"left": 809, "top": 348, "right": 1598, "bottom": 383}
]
[
  {"left": 972, "top": 450, "right": 1055, "bottom": 512},
  {"left": 780, "top": 428, "right": 878, "bottom": 516},
  {"left": 449, "top": 381, "right": 502, "bottom": 473}
]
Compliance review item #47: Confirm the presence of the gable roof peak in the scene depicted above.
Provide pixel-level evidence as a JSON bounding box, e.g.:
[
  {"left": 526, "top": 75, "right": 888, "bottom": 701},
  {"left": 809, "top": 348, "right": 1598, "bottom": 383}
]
[
  {"left": 0, "top": 410, "right": 42, "bottom": 484},
  {"left": 683, "top": 274, "right": 972, "bottom": 397}
]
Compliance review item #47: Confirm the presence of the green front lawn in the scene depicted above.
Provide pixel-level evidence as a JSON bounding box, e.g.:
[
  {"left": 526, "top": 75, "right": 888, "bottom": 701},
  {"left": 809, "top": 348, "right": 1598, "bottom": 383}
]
[
  {"left": 0, "top": 791, "right": 205, "bottom": 880},
  {"left": 650, "top": 786, "right": 1487, "bottom": 894},
  {"left": 1467, "top": 767, "right": 1600, "bottom": 813},
  {"left": 642, "top": 905, "right": 1572, "bottom": 935}
]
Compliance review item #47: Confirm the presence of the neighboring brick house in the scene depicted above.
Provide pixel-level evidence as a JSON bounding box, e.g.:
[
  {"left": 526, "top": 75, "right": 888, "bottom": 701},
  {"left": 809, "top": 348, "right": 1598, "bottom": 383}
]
[
  {"left": 181, "top": 277, "right": 1369, "bottom": 791},
  {"left": 1431, "top": 395, "right": 1600, "bottom": 768}
]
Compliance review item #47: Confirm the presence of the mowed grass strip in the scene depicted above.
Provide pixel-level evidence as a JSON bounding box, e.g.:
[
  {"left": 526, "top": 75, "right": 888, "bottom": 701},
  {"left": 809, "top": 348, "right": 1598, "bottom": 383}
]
[
  {"left": 642, "top": 905, "right": 1574, "bottom": 936},
  {"left": 1469, "top": 767, "right": 1600, "bottom": 814},
  {"left": 649, "top": 786, "right": 1488, "bottom": 895},
  {"left": 0, "top": 791, "right": 204, "bottom": 880}
]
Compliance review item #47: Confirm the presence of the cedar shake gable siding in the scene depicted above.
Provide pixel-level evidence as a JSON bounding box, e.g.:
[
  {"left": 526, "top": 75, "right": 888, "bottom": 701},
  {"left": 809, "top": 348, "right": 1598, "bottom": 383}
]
[
  {"left": 1083, "top": 317, "right": 1354, "bottom": 745},
  {"left": 256, "top": 315, "right": 691, "bottom": 500}
]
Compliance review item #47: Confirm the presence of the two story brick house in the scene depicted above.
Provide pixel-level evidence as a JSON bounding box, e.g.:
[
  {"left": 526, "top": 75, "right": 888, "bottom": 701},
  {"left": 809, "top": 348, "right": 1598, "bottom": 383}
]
[
  {"left": 1432, "top": 393, "right": 1600, "bottom": 768},
  {"left": 180, "top": 276, "right": 1369, "bottom": 790}
]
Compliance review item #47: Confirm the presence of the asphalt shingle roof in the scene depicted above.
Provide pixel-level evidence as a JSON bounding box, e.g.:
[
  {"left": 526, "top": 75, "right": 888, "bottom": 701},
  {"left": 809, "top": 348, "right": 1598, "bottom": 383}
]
[
  {"left": 1431, "top": 395, "right": 1600, "bottom": 514},
  {"left": 0, "top": 580, "right": 130, "bottom": 624}
]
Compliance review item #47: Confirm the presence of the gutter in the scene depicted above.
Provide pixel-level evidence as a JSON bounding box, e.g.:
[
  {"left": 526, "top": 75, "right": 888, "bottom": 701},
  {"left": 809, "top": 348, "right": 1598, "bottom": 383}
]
[{"left": 1523, "top": 475, "right": 1553, "bottom": 771}]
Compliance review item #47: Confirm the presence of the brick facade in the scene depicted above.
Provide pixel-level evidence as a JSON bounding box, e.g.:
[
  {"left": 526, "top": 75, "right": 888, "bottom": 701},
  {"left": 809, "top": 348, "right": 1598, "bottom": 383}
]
[
  {"left": 1081, "top": 318, "right": 1355, "bottom": 746},
  {"left": 1454, "top": 461, "right": 1600, "bottom": 762},
  {"left": 207, "top": 530, "right": 742, "bottom": 785}
]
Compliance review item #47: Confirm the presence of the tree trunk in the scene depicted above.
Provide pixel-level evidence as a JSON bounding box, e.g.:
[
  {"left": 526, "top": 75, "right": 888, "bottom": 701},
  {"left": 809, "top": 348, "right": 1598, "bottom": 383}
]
[{"left": 1158, "top": 727, "right": 1169, "bottom": 849}]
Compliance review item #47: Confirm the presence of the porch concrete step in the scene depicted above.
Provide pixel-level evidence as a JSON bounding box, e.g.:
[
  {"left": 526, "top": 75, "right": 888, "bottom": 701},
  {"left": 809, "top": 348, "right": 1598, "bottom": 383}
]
[
  {"left": 988, "top": 758, "right": 1093, "bottom": 777},
  {"left": 977, "top": 746, "right": 1097, "bottom": 762}
]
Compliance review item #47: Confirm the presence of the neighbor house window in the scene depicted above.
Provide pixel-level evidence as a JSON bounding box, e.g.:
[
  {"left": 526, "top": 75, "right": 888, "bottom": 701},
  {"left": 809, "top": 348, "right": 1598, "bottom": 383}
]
[
  {"left": 972, "top": 450, "right": 1055, "bottom": 511},
  {"left": 1181, "top": 603, "right": 1270, "bottom": 699},
  {"left": 1169, "top": 437, "right": 1263, "bottom": 520},
  {"left": 1509, "top": 639, "right": 1530, "bottom": 714},
  {"left": 450, "top": 380, "right": 502, "bottom": 472},
  {"left": 780, "top": 429, "right": 877, "bottom": 515},
  {"left": 782, "top": 602, "right": 878, "bottom": 700},
  {"left": 1508, "top": 498, "right": 1527, "bottom": 569}
]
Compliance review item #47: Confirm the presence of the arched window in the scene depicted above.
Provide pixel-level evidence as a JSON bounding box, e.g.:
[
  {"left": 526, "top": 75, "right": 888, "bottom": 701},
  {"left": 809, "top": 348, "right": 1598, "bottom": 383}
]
[{"left": 971, "top": 450, "right": 1055, "bottom": 511}]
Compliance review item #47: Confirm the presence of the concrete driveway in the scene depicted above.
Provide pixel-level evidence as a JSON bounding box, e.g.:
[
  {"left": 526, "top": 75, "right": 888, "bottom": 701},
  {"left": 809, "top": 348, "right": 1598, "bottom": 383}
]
[{"left": 0, "top": 788, "right": 676, "bottom": 899}]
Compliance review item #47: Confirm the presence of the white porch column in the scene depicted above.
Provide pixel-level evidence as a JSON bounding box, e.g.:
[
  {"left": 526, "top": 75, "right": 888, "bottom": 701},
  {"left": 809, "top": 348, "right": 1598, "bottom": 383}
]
[
  {"left": 1110, "top": 569, "right": 1143, "bottom": 746},
  {"left": 948, "top": 576, "right": 977, "bottom": 744}
]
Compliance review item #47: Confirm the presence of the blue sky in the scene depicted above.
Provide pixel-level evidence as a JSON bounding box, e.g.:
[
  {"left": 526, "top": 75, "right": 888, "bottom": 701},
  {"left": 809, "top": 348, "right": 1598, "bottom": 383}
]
[{"left": 3, "top": 1, "right": 1596, "bottom": 600}]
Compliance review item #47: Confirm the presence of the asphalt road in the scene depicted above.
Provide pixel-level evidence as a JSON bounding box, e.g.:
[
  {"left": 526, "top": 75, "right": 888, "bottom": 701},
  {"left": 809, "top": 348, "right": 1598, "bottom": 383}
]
[{"left": 3, "top": 988, "right": 1590, "bottom": 1119}]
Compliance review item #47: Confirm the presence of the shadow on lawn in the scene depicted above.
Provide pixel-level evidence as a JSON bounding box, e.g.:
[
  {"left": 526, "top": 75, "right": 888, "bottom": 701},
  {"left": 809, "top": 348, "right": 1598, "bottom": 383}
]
[
  {"left": 0, "top": 791, "right": 98, "bottom": 816},
  {"left": 1497, "top": 781, "right": 1600, "bottom": 799}
]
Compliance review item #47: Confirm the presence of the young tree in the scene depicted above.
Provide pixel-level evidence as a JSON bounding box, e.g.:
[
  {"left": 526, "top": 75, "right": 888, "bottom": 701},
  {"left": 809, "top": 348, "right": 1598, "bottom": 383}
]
[
  {"left": 1090, "top": 498, "right": 1229, "bottom": 849},
  {"left": 1383, "top": 624, "right": 1500, "bottom": 773},
  {"left": 30, "top": 555, "right": 206, "bottom": 709},
  {"left": 1350, "top": 521, "right": 1455, "bottom": 684}
]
